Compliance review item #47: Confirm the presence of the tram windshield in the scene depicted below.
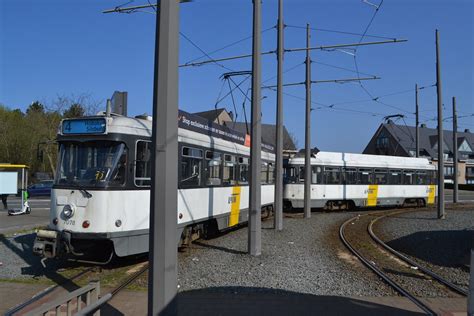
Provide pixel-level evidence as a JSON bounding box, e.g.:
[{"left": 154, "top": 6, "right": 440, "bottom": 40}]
[{"left": 56, "top": 141, "right": 127, "bottom": 187}]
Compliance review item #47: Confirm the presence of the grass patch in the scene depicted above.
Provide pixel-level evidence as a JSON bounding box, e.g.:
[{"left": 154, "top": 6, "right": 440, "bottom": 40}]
[{"left": 0, "top": 226, "right": 47, "bottom": 238}]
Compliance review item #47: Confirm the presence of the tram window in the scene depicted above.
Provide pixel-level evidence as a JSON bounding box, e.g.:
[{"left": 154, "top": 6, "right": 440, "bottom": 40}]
[
  {"left": 135, "top": 141, "right": 152, "bottom": 186},
  {"left": 388, "top": 170, "right": 402, "bottom": 185},
  {"left": 311, "top": 166, "right": 322, "bottom": 184},
  {"left": 205, "top": 151, "right": 221, "bottom": 186},
  {"left": 261, "top": 162, "right": 268, "bottom": 184},
  {"left": 343, "top": 168, "right": 357, "bottom": 185},
  {"left": 358, "top": 168, "right": 373, "bottom": 184},
  {"left": 183, "top": 147, "right": 203, "bottom": 159},
  {"left": 416, "top": 171, "right": 428, "bottom": 185},
  {"left": 238, "top": 157, "right": 249, "bottom": 184},
  {"left": 374, "top": 169, "right": 387, "bottom": 184},
  {"left": 181, "top": 158, "right": 201, "bottom": 188},
  {"left": 430, "top": 170, "right": 437, "bottom": 184},
  {"left": 284, "top": 166, "right": 297, "bottom": 184},
  {"left": 298, "top": 166, "right": 305, "bottom": 182},
  {"left": 403, "top": 170, "right": 414, "bottom": 185},
  {"left": 111, "top": 149, "right": 127, "bottom": 185},
  {"left": 324, "top": 167, "right": 341, "bottom": 185},
  {"left": 223, "top": 155, "right": 236, "bottom": 185},
  {"left": 268, "top": 163, "right": 275, "bottom": 184}
]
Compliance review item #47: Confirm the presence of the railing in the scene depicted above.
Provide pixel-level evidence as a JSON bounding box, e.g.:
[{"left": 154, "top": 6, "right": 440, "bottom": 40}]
[{"left": 24, "top": 281, "right": 100, "bottom": 316}]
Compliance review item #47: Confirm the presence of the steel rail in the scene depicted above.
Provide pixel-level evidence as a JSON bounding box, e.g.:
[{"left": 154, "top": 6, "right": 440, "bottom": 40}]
[
  {"left": 339, "top": 211, "right": 436, "bottom": 315},
  {"left": 77, "top": 262, "right": 149, "bottom": 316},
  {"left": 368, "top": 212, "right": 468, "bottom": 296},
  {"left": 5, "top": 267, "right": 95, "bottom": 316}
]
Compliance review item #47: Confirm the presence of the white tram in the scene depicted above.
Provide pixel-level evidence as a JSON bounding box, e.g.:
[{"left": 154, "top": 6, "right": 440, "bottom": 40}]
[
  {"left": 33, "top": 111, "right": 275, "bottom": 263},
  {"left": 283, "top": 151, "right": 437, "bottom": 210}
]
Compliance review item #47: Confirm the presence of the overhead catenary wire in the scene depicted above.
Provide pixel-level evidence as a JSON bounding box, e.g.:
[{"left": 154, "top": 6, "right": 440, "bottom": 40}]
[
  {"left": 285, "top": 24, "right": 396, "bottom": 40},
  {"left": 180, "top": 39, "right": 407, "bottom": 68},
  {"left": 184, "top": 26, "right": 276, "bottom": 65},
  {"left": 180, "top": 32, "right": 235, "bottom": 72}
]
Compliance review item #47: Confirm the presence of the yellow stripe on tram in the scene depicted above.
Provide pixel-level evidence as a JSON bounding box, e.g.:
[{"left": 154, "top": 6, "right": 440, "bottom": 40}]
[
  {"left": 367, "top": 184, "right": 379, "bottom": 207},
  {"left": 229, "top": 186, "right": 242, "bottom": 227},
  {"left": 427, "top": 184, "right": 436, "bottom": 204}
]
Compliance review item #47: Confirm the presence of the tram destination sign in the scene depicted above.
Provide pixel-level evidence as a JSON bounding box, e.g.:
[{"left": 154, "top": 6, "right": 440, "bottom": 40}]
[{"left": 62, "top": 118, "right": 107, "bottom": 135}]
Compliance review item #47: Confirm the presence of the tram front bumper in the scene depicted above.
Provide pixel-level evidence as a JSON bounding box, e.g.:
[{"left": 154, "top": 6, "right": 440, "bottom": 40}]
[
  {"left": 33, "top": 229, "right": 81, "bottom": 259},
  {"left": 33, "top": 229, "right": 59, "bottom": 258}
]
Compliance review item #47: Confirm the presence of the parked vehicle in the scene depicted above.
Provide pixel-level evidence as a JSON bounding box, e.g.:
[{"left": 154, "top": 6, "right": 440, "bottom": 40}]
[{"left": 28, "top": 180, "right": 54, "bottom": 196}]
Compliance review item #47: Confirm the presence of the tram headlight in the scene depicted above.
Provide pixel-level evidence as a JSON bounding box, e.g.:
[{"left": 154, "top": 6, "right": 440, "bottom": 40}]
[{"left": 63, "top": 204, "right": 75, "bottom": 219}]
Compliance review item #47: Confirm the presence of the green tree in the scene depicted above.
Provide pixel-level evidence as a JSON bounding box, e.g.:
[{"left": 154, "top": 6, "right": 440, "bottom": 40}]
[
  {"left": 63, "top": 103, "right": 85, "bottom": 118},
  {"left": 26, "top": 101, "right": 45, "bottom": 115}
]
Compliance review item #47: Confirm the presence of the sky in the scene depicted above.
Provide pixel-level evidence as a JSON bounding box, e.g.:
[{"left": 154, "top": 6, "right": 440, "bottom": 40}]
[{"left": 1, "top": 0, "right": 473, "bottom": 153}]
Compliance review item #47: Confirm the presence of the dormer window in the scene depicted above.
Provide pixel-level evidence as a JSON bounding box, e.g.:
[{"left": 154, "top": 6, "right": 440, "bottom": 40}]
[
  {"left": 376, "top": 132, "right": 389, "bottom": 149},
  {"left": 458, "top": 139, "right": 473, "bottom": 153}
]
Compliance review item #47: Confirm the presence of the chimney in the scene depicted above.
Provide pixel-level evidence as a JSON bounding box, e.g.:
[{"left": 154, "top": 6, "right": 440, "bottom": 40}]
[
  {"left": 111, "top": 91, "right": 128, "bottom": 116},
  {"left": 420, "top": 123, "right": 427, "bottom": 128},
  {"left": 228, "top": 110, "right": 234, "bottom": 121},
  {"left": 465, "top": 129, "right": 471, "bottom": 133}
]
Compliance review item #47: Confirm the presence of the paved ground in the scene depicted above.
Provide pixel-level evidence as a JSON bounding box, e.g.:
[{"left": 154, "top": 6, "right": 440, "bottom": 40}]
[{"left": 0, "top": 197, "right": 50, "bottom": 234}]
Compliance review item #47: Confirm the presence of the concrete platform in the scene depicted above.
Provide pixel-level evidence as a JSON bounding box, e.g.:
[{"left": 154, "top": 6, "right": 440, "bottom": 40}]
[{"left": 1, "top": 281, "right": 467, "bottom": 316}]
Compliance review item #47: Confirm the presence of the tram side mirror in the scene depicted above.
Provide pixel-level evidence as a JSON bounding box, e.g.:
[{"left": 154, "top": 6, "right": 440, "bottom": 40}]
[{"left": 37, "top": 149, "right": 44, "bottom": 162}]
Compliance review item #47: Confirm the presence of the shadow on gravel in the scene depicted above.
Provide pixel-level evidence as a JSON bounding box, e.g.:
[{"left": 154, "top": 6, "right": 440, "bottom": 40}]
[
  {"left": 0, "top": 232, "right": 146, "bottom": 287},
  {"left": 0, "top": 232, "right": 86, "bottom": 294},
  {"left": 157, "top": 287, "right": 424, "bottom": 316},
  {"left": 386, "top": 229, "right": 474, "bottom": 269},
  {"left": 191, "top": 241, "right": 247, "bottom": 255}
]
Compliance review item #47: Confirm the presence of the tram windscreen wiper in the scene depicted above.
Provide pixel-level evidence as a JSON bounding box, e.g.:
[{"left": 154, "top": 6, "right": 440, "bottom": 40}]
[{"left": 79, "top": 189, "right": 93, "bottom": 199}]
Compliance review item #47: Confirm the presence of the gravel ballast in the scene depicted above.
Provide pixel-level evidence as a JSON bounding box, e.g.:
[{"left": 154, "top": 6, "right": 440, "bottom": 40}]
[
  {"left": 374, "top": 207, "right": 474, "bottom": 291},
  {"left": 177, "top": 212, "right": 393, "bottom": 296}
]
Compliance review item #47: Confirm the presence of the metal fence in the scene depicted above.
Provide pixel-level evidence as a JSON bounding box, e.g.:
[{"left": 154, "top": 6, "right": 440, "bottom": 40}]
[{"left": 24, "top": 281, "right": 100, "bottom": 316}]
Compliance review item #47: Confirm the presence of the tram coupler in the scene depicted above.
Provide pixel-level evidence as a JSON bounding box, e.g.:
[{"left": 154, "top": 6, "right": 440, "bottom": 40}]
[{"left": 33, "top": 229, "right": 59, "bottom": 259}]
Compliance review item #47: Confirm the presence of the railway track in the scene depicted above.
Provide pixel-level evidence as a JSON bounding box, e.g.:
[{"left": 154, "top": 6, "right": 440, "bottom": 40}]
[
  {"left": 6, "top": 267, "right": 96, "bottom": 316},
  {"left": 7, "top": 260, "right": 149, "bottom": 315},
  {"left": 339, "top": 208, "right": 467, "bottom": 315}
]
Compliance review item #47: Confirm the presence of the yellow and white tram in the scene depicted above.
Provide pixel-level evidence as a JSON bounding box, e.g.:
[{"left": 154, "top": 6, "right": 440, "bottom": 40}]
[
  {"left": 33, "top": 111, "right": 275, "bottom": 263},
  {"left": 283, "top": 152, "right": 437, "bottom": 210}
]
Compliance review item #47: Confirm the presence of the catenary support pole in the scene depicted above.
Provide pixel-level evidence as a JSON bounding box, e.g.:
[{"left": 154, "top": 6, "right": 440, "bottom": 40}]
[
  {"left": 249, "top": 0, "right": 262, "bottom": 256},
  {"left": 274, "top": 0, "right": 284, "bottom": 231},
  {"left": 148, "top": 1, "right": 179, "bottom": 315},
  {"left": 452, "top": 96, "right": 458, "bottom": 203},
  {"left": 435, "top": 29, "right": 445, "bottom": 219},
  {"left": 304, "top": 23, "right": 311, "bottom": 219},
  {"left": 415, "top": 83, "right": 419, "bottom": 158}
]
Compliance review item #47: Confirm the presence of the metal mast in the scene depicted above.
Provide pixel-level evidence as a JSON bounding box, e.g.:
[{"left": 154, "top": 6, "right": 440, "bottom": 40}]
[
  {"left": 452, "top": 96, "right": 458, "bottom": 203},
  {"left": 274, "top": 0, "right": 284, "bottom": 231},
  {"left": 148, "top": 0, "right": 179, "bottom": 314},
  {"left": 415, "top": 83, "right": 419, "bottom": 157},
  {"left": 304, "top": 23, "right": 311, "bottom": 219},
  {"left": 435, "top": 29, "right": 445, "bottom": 219},
  {"left": 248, "top": 0, "right": 262, "bottom": 256}
]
